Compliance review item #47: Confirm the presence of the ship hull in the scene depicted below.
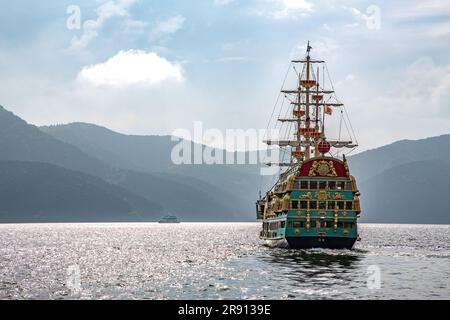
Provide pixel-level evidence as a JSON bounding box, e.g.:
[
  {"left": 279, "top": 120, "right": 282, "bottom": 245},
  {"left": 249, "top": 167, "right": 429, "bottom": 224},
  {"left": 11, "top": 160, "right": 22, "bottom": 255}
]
[
  {"left": 263, "top": 236, "right": 356, "bottom": 249},
  {"left": 286, "top": 236, "right": 356, "bottom": 249}
]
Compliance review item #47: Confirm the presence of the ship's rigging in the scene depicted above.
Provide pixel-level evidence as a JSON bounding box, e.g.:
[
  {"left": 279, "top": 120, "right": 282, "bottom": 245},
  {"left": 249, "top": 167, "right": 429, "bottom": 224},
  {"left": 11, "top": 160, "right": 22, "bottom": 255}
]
[{"left": 262, "top": 42, "right": 359, "bottom": 170}]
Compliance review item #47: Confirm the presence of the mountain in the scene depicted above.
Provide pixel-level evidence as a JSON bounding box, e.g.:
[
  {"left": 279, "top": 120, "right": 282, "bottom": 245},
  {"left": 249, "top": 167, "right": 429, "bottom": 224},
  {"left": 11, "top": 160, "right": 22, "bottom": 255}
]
[
  {"left": 41, "top": 121, "right": 450, "bottom": 224},
  {"left": 0, "top": 106, "right": 110, "bottom": 178},
  {"left": 41, "top": 122, "right": 173, "bottom": 173},
  {"left": 348, "top": 135, "right": 450, "bottom": 224},
  {"left": 40, "top": 122, "right": 261, "bottom": 177},
  {"left": 0, "top": 106, "right": 251, "bottom": 221},
  {"left": 348, "top": 135, "right": 450, "bottom": 183},
  {"left": 41, "top": 122, "right": 265, "bottom": 215},
  {"left": 0, "top": 161, "right": 162, "bottom": 222},
  {"left": 358, "top": 160, "right": 450, "bottom": 224},
  {"left": 40, "top": 122, "right": 264, "bottom": 186},
  {"left": 2, "top": 104, "right": 449, "bottom": 224}
]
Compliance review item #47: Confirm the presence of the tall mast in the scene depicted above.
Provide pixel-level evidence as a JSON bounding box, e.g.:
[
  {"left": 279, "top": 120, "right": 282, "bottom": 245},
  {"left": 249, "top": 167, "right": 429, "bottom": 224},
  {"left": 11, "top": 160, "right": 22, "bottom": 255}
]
[
  {"left": 304, "top": 42, "right": 312, "bottom": 161},
  {"left": 263, "top": 41, "right": 358, "bottom": 168}
]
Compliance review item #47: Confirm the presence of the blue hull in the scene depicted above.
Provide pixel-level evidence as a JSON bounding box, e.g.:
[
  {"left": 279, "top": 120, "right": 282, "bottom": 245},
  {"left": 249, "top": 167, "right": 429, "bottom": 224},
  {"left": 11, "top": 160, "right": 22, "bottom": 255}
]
[
  {"left": 265, "top": 236, "right": 356, "bottom": 249},
  {"left": 287, "top": 236, "right": 356, "bottom": 249}
]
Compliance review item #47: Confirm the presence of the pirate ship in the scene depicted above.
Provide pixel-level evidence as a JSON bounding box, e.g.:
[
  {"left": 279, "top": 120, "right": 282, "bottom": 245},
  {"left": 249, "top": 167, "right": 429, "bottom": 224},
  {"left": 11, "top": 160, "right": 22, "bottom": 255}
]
[{"left": 256, "top": 42, "right": 361, "bottom": 249}]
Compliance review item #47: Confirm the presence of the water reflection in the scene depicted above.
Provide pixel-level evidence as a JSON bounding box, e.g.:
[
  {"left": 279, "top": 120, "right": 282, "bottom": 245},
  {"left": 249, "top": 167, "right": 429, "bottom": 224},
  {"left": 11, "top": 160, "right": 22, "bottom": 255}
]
[{"left": 259, "top": 249, "right": 364, "bottom": 289}]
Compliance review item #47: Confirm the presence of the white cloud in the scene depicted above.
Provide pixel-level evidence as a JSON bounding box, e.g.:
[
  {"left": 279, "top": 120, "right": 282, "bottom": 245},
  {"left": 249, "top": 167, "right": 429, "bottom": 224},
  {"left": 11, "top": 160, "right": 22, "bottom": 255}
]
[
  {"left": 338, "top": 57, "right": 450, "bottom": 149},
  {"left": 393, "top": 0, "right": 450, "bottom": 19},
  {"left": 214, "top": 0, "right": 235, "bottom": 5},
  {"left": 70, "top": 0, "right": 138, "bottom": 49},
  {"left": 150, "top": 15, "right": 186, "bottom": 42},
  {"left": 272, "top": 0, "right": 314, "bottom": 18},
  {"left": 216, "top": 56, "right": 249, "bottom": 62},
  {"left": 77, "top": 50, "right": 184, "bottom": 86},
  {"left": 345, "top": 74, "right": 356, "bottom": 81},
  {"left": 291, "top": 38, "right": 340, "bottom": 62},
  {"left": 322, "top": 23, "right": 333, "bottom": 32},
  {"left": 251, "top": 0, "right": 314, "bottom": 19},
  {"left": 419, "top": 22, "right": 450, "bottom": 38}
]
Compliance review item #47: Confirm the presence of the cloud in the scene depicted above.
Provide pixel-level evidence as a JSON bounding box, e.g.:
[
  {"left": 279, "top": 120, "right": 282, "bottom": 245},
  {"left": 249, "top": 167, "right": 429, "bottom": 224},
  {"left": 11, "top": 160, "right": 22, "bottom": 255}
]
[
  {"left": 419, "top": 21, "right": 450, "bottom": 38},
  {"left": 77, "top": 50, "right": 184, "bottom": 86},
  {"left": 70, "top": 0, "right": 138, "bottom": 49},
  {"left": 214, "top": 0, "right": 235, "bottom": 5},
  {"left": 393, "top": 0, "right": 450, "bottom": 19},
  {"left": 291, "top": 38, "right": 340, "bottom": 61},
  {"left": 343, "top": 6, "right": 381, "bottom": 30},
  {"left": 338, "top": 57, "right": 450, "bottom": 148},
  {"left": 270, "top": 0, "right": 314, "bottom": 18},
  {"left": 150, "top": 15, "right": 186, "bottom": 42}
]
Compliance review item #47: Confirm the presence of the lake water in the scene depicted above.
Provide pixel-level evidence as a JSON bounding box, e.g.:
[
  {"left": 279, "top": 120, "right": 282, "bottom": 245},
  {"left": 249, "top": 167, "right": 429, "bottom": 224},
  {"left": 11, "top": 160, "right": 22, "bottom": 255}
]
[{"left": 0, "top": 223, "right": 449, "bottom": 300}]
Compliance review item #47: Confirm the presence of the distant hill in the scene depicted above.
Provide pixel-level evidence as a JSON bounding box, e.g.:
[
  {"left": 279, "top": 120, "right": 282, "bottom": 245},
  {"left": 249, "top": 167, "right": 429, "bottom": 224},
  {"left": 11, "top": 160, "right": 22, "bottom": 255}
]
[
  {"left": 359, "top": 160, "right": 450, "bottom": 224},
  {"left": 40, "top": 123, "right": 266, "bottom": 198},
  {"left": 1, "top": 105, "right": 449, "bottom": 223},
  {"left": 0, "top": 161, "right": 163, "bottom": 222},
  {"left": 0, "top": 106, "right": 253, "bottom": 221},
  {"left": 348, "top": 135, "right": 450, "bottom": 224},
  {"left": 348, "top": 135, "right": 450, "bottom": 183},
  {"left": 41, "top": 122, "right": 173, "bottom": 173},
  {"left": 41, "top": 122, "right": 266, "bottom": 216},
  {"left": 41, "top": 120, "right": 450, "bottom": 224},
  {"left": 0, "top": 106, "right": 109, "bottom": 178}
]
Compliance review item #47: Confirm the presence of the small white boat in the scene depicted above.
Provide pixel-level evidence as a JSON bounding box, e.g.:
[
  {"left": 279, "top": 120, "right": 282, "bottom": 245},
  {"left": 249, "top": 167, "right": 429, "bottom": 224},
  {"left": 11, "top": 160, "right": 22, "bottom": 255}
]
[{"left": 158, "top": 215, "right": 180, "bottom": 224}]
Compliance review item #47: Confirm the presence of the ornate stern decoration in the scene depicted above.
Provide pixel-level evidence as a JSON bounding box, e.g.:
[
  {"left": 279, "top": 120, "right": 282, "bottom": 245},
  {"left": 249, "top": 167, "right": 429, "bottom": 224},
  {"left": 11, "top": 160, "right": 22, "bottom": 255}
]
[{"left": 308, "top": 160, "right": 338, "bottom": 177}]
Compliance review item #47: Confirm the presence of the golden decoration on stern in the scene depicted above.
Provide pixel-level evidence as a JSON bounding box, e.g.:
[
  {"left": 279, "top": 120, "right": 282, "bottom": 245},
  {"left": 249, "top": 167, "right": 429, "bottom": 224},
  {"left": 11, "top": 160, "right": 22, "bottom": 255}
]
[
  {"left": 317, "top": 190, "right": 329, "bottom": 201},
  {"left": 308, "top": 160, "right": 338, "bottom": 177}
]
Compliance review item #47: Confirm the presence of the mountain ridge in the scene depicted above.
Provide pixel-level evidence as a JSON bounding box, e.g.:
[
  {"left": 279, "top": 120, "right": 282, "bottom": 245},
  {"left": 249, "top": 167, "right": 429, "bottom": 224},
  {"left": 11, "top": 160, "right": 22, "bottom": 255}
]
[{"left": 1, "top": 105, "right": 449, "bottom": 223}]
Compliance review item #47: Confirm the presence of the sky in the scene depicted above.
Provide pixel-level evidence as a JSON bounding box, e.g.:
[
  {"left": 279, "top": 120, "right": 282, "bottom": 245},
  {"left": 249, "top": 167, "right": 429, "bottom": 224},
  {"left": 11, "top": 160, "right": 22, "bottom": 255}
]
[{"left": 0, "top": 0, "right": 449, "bottom": 152}]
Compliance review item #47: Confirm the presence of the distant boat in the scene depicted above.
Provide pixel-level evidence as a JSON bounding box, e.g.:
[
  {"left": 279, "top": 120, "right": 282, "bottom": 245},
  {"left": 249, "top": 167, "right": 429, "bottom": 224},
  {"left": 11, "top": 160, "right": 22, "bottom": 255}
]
[{"left": 158, "top": 215, "right": 180, "bottom": 224}]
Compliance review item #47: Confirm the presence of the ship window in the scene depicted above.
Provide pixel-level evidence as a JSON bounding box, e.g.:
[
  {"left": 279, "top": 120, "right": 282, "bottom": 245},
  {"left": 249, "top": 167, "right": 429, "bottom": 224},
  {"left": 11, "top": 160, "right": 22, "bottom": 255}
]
[
  {"left": 309, "top": 221, "right": 316, "bottom": 228},
  {"left": 310, "top": 181, "right": 318, "bottom": 189},
  {"left": 291, "top": 200, "right": 299, "bottom": 209},
  {"left": 337, "top": 201, "right": 345, "bottom": 210},
  {"left": 346, "top": 182, "right": 352, "bottom": 190},
  {"left": 319, "top": 201, "right": 326, "bottom": 210},
  {"left": 293, "top": 181, "right": 300, "bottom": 189},
  {"left": 324, "top": 221, "right": 334, "bottom": 228},
  {"left": 300, "top": 201, "right": 308, "bottom": 209},
  {"left": 281, "top": 221, "right": 286, "bottom": 228},
  {"left": 327, "top": 201, "right": 336, "bottom": 210},
  {"left": 337, "top": 222, "right": 344, "bottom": 228},
  {"left": 300, "top": 181, "right": 308, "bottom": 189},
  {"left": 343, "top": 222, "right": 355, "bottom": 229},
  {"left": 328, "top": 181, "right": 336, "bottom": 190},
  {"left": 346, "top": 201, "right": 353, "bottom": 210},
  {"left": 337, "top": 181, "right": 346, "bottom": 190},
  {"left": 319, "top": 181, "right": 327, "bottom": 189},
  {"left": 292, "top": 221, "right": 304, "bottom": 228}
]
